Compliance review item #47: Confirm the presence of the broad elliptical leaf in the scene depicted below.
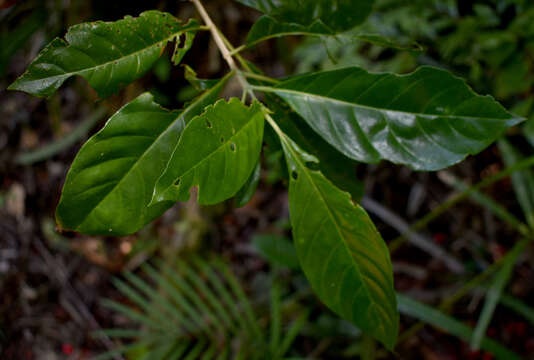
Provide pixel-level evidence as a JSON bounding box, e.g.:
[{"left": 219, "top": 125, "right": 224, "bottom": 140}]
[
  {"left": 9, "top": 11, "right": 200, "bottom": 98},
  {"left": 280, "top": 134, "right": 398, "bottom": 349},
  {"left": 259, "top": 66, "right": 523, "bottom": 171},
  {"left": 151, "top": 99, "right": 265, "bottom": 206},
  {"left": 56, "top": 75, "right": 231, "bottom": 236}
]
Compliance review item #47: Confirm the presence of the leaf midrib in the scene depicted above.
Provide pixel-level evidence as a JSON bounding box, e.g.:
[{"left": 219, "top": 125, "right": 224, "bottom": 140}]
[
  {"left": 284, "top": 137, "right": 383, "bottom": 317},
  {"left": 169, "top": 110, "right": 261, "bottom": 194},
  {"left": 73, "top": 86, "right": 221, "bottom": 230},
  {"left": 35, "top": 24, "right": 198, "bottom": 83},
  {"left": 257, "top": 86, "right": 517, "bottom": 123}
]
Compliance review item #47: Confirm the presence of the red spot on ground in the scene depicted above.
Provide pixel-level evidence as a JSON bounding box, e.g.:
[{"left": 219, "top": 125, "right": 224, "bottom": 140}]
[
  {"left": 433, "top": 233, "right": 447, "bottom": 244},
  {"left": 62, "top": 343, "right": 73, "bottom": 355}
]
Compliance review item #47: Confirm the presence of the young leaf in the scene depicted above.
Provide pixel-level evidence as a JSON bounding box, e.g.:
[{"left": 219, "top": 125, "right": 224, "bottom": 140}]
[
  {"left": 235, "top": 0, "right": 374, "bottom": 33},
  {"left": 8, "top": 11, "right": 200, "bottom": 98},
  {"left": 280, "top": 135, "right": 398, "bottom": 349},
  {"left": 257, "top": 66, "right": 523, "bottom": 171},
  {"left": 56, "top": 75, "right": 230, "bottom": 236},
  {"left": 151, "top": 99, "right": 264, "bottom": 205}
]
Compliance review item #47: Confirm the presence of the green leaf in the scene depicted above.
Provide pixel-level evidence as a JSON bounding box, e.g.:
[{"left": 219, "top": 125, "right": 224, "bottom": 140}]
[
  {"left": 8, "top": 11, "right": 200, "bottom": 98},
  {"left": 398, "top": 294, "right": 521, "bottom": 360},
  {"left": 252, "top": 234, "right": 300, "bottom": 270},
  {"left": 257, "top": 66, "right": 522, "bottom": 171},
  {"left": 245, "top": 15, "right": 420, "bottom": 50},
  {"left": 56, "top": 75, "right": 230, "bottom": 236},
  {"left": 280, "top": 135, "right": 398, "bottom": 349},
  {"left": 235, "top": 0, "right": 374, "bottom": 33},
  {"left": 151, "top": 98, "right": 264, "bottom": 205},
  {"left": 235, "top": 160, "right": 261, "bottom": 207},
  {"left": 498, "top": 139, "right": 534, "bottom": 229},
  {"left": 268, "top": 98, "right": 364, "bottom": 201}
]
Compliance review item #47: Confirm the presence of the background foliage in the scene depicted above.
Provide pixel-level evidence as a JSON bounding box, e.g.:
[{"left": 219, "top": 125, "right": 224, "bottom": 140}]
[{"left": 1, "top": 0, "right": 534, "bottom": 359}]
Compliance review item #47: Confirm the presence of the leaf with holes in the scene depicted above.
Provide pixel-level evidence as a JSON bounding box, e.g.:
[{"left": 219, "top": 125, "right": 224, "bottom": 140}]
[
  {"left": 266, "top": 96, "right": 364, "bottom": 201},
  {"left": 8, "top": 11, "right": 200, "bottom": 98},
  {"left": 151, "top": 98, "right": 264, "bottom": 205},
  {"left": 56, "top": 74, "right": 230, "bottom": 236},
  {"left": 280, "top": 135, "right": 398, "bottom": 349},
  {"left": 257, "top": 66, "right": 523, "bottom": 171}
]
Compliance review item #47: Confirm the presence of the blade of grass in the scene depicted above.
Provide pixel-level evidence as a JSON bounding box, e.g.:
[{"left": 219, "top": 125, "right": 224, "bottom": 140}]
[
  {"left": 177, "top": 260, "right": 237, "bottom": 333},
  {"left": 398, "top": 238, "right": 531, "bottom": 344},
  {"left": 191, "top": 257, "right": 252, "bottom": 338},
  {"left": 111, "top": 277, "right": 174, "bottom": 331},
  {"left": 438, "top": 171, "right": 529, "bottom": 236},
  {"left": 471, "top": 240, "right": 527, "bottom": 350},
  {"left": 91, "top": 340, "right": 154, "bottom": 360},
  {"left": 270, "top": 281, "right": 281, "bottom": 356},
  {"left": 100, "top": 299, "right": 169, "bottom": 333},
  {"left": 123, "top": 271, "right": 195, "bottom": 334},
  {"left": 499, "top": 140, "right": 534, "bottom": 230},
  {"left": 277, "top": 311, "right": 308, "bottom": 358},
  {"left": 214, "top": 259, "right": 264, "bottom": 343},
  {"left": 167, "top": 342, "right": 190, "bottom": 359},
  {"left": 397, "top": 294, "right": 521, "bottom": 360},
  {"left": 15, "top": 107, "right": 106, "bottom": 165},
  {"left": 500, "top": 293, "right": 534, "bottom": 326},
  {"left": 183, "top": 339, "right": 208, "bottom": 360},
  {"left": 390, "top": 155, "right": 534, "bottom": 253},
  {"left": 141, "top": 263, "right": 208, "bottom": 335},
  {"left": 159, "top": 260, "right": 226, "bottom": 337}
]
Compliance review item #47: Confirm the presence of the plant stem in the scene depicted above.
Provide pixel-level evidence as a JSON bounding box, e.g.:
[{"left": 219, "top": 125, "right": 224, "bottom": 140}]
[
  {"left": 229, "top": 44, "right": 246, "bottom": 55},
  {"left": 190, "top": 0, "right": 284, "bottom": 137},
  {"left": 239, "top": 70, "right": 280, "bottom": 84},
  {"left": 190, "top": 0, "right": 249, "bottom": 92},
  {"left": 361, "top": 335, "right": 376, "bottom": 360}
]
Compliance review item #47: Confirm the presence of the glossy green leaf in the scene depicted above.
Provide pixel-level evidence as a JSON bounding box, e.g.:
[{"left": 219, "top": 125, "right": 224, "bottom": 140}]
[
  {"left": 257, "top": 66, "right": 522, "bottom": 171},
  {"left": 269, "top": 98, "right": 364, "bottom": 201},
  {"left": 280, "top": 135, "right": 398, "bottom": 349},
  {"left": 8, "top": 11, "right": 200, "bottom": 98},
  {"left": 235, "top": 0, "right": 374, "bottom": 33},
  {"left": 245, "top": 15, "right": 420, "bottom": 50},
  {"left": 151, "top": 99, "right": 264, "bottom": 205},
  {"left": 56, "top": 75, "right": 230, "bottom": 236}
]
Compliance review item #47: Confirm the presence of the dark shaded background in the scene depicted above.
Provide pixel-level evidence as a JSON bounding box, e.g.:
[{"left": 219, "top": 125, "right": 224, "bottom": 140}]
[{"left": 1, "top": 0, "right": 534, "bottom": 358}]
